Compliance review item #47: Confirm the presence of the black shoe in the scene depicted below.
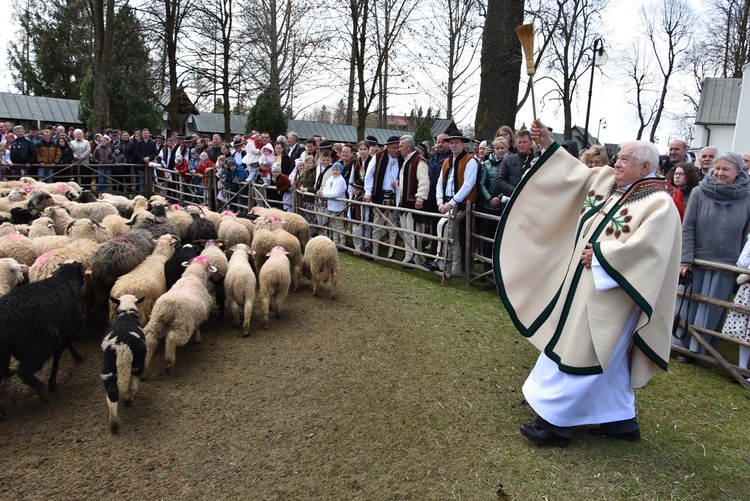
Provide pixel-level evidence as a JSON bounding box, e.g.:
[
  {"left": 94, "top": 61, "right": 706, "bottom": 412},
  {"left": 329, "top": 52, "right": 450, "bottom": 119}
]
[
  {"left": 588, "top": 427, "right": 641, "bottom": 442},
  {"left": 674, "top": 354, "right": 692, "bottom": 364},
  {"left": 424, "top": 262, "right": 441, "bottom": 272},
  {"left": 483, "top": 282, "right": 497, "bottom": 291},
  {"left": 519, "top": 424, "right": 570, "bottom": 448}
]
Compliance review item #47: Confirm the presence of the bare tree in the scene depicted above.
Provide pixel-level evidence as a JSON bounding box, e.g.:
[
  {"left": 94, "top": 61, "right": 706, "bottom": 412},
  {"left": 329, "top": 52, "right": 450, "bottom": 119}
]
[
  {"left": 140, "top": 0, "right": 195, "bottom": 133},
  {"left": 642, "top": 0, "right": 695, "bottom": 143},
  {"left": 417, "top": 0, "right": 484, "bottom": 122},
  {"left": 702, "top": 0, "right": 750, "bottom": 78},
  {"left": 182, "top": 0, "right": 240, "bottom": 139},
  {"left": 620, "top": 40, "right": 658, "bottom": 140},
  {"left": 241, "top": 0, "right": 327, "bottom": 117},
  {"left": 338, "top": 0, "right": 416, "bottom": 138},
  {"left": 529, "top": 0, "right": 608, "bottom": 140}
]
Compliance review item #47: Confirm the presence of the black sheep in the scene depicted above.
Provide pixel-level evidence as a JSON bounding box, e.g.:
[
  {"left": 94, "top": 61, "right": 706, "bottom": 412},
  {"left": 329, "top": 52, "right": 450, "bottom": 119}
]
[
  {"left": 0, "top": 262, "right": 87, "bottom": 419},
  {"left": 76, "top": 190, "right": 98, "bottom": 203},
  {"left": 165, "top": 243, "right": 202, "bottom": 290},
  {"left": 10, "top": 207, "right": 37, "bottom": 225},
  {"left": 188, "top": 214, "right": 218, "bottom": 243},
  {"left": 101, "top": 295, "right": 146, "bottom": 433}
]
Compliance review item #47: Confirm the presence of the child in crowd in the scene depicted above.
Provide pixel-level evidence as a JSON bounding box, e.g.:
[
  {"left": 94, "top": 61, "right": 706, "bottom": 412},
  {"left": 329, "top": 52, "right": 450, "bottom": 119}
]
[
  {"left": 313, "top": 151, "right": 334, "bottom": 237},
  {"left": 112, "top": 145, "right": 125, "bottom": 164},
  {"left": 722, "top": 237, "right": 750, "bottom": 383},
  {"left": 296, "top": 156, "right": 318, "bottom": 227},
  {"left": 317, "top": 161, "right": 347, "bottom": 247},
  {"left": 270, "top": 163, "right": 292, "bottom": 211}
]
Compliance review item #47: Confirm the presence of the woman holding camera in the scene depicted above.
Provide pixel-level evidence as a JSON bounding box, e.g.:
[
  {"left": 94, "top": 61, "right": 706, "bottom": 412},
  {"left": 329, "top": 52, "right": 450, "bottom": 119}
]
[{"left": 673, "top": 153, "right": 750, "bottom": 361}]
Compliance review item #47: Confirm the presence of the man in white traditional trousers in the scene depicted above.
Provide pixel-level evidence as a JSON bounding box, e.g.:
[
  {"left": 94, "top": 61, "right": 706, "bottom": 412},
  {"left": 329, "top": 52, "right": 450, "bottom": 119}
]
[{"left": 493, "top": 120, "right": 682, "bottom": 447}]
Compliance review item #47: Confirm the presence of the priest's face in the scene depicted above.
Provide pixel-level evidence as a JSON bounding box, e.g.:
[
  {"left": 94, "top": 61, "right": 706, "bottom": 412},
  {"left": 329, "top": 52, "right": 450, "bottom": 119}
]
[{"left": 614, "top": 145, "right": 650, "bottom": 187}]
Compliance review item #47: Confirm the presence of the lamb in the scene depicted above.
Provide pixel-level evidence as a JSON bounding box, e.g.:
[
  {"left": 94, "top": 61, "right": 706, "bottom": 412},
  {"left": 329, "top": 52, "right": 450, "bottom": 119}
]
[
  {"left": 165, "top": 243, "right": 202, "bottom": 290},
  {"left": 0, "top": 258, "right": 27, "bottom": 296},
  {"left": 125, "top": 195, "right": 150, "bottom": 218},
  {"left": 101, "top": 295, "right": 146, "bottom": 433},
  {"left": 0, "top": 233, "right": 39, "bottom": 266},
  {"left": 224, "top": 244, "right": 256, "bottom": 336},
  {"left": 250, "top": 217, "right": 278, "bottom": 272},
  {"left": 143, "top": 255, "right": 217, "bottom": 374},
  {"left": 301, "top": 235, "right": 340, "bottom": 299},
  {"left": 258, "top": 246, "right": 291, "bottom": 329},
  {"left": 10, "top": 207, "right": 37, "bottom": 225},
  {"left": 0, "top": 262, "right": 87, "bottom": 419},
  {"left": 108, "top": 234, "right": 178, "bottom": 325},
  {"left": 267, "top": 215, "right": 302, "bottom": 291},
  {"left": 218, "top": 215, "right": 253, "bottom": 251},
  {"left": 251, "top": 206, "right": 310, "bottom": 251}
]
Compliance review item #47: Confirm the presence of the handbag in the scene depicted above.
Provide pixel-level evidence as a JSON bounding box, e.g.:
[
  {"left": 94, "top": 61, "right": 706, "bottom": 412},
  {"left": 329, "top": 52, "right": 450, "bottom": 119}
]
[{"left": 673, "top": 270, "right": 693, "bottom": 339}]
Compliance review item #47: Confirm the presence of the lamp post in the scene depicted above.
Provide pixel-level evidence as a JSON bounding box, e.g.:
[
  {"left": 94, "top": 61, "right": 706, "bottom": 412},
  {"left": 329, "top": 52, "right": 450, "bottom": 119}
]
[{"left": 583, "top": 38, "right": 608, "bottom": 148}]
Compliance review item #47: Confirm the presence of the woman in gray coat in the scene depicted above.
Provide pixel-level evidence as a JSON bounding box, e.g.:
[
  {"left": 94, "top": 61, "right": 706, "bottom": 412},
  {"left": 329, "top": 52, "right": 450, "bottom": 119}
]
[{"left": 674, "top": 152, "right": 750, "bottom": 359}]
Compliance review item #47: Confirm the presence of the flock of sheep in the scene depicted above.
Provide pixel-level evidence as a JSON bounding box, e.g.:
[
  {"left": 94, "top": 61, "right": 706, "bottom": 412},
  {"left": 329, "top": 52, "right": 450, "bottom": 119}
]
[{"left": 0, "top": 178, "right": 340, "bottom": 432}]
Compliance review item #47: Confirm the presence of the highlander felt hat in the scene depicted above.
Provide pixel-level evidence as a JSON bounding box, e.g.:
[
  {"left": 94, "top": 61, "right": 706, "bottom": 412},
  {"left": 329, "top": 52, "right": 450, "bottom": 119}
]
[
  {"left": 385, "top": 135, "right": 401, "bottom": 145},
  {"left": 366, "top": 135, "right": 380, "bottom": 147},
  {"left": 446, "top": 131, "right": 470, "bottom": 143}
]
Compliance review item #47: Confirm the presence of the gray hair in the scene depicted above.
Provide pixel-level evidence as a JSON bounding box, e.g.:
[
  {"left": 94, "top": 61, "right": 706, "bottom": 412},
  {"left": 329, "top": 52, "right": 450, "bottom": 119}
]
[
  {"left": 399, "top": 135, "right": 415, "bottom": 150},
  {"left": 620, "top": 140, "right": 659, "bottom": 174},
  {"left": 701, "top": 146, "right": 718, "bottom": 156},
  {"left": 287, "top": 132, "right": 298, "bottom": 140},
  {"left": 714, "top": 152, "right": 743, "bottom": 174}
]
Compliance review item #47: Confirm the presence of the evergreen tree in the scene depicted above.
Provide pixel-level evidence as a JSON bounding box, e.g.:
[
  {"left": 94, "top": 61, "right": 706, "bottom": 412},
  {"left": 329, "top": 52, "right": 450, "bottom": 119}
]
[
  {"left": 414, "top": 121, "right": 433, "bottom": 145},
  {"left": 246, "top": 89, "right": 287, "bottom": 138},
  {"left": 8, "top": 0, "right": 93, "bottom": 97}
]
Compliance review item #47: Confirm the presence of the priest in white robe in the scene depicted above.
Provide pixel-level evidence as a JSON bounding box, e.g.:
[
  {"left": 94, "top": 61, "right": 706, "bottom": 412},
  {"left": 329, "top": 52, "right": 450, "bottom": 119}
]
[{"left": 493, "top": 120, "right": 682, "bottom": 447}]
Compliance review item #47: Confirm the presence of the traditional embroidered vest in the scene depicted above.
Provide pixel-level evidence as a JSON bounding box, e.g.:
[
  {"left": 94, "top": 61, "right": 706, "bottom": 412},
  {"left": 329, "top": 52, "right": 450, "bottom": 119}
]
[
  {"left": 400, "top": 153, "right": 425, "bottom": 207},
  {"left": 372, "top": 151, "right": 403, "bottom": 203},
  {"left": 441, "top": 150, "right": 477, "bottom": 203}
]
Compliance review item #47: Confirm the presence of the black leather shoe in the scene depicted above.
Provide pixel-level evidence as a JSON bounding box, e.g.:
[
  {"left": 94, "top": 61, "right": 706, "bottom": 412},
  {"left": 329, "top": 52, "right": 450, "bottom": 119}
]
[
  {"left": 519, "top": 424, "right": 570, "bottom": 448},
  {"left": 424, "top": 262, "right": 441, "bottom": 272},
  {"left": 588, "top": 427, "right": 641, "bottom": 442}
]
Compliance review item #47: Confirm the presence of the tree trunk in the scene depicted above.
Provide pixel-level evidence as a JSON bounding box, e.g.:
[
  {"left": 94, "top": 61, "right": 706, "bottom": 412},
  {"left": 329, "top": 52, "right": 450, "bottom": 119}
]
[
  {"left": 90, "top": 0, "right": 115, "bottom": 132},
  {"left": 475, "top": 0, "right": 524, "bottom": 139}
]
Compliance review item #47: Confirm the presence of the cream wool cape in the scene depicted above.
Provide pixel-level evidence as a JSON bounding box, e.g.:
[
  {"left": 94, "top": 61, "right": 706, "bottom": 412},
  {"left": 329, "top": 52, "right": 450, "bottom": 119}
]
[{"left": 493, "top": 143, "right": 681, "bottom": 388}]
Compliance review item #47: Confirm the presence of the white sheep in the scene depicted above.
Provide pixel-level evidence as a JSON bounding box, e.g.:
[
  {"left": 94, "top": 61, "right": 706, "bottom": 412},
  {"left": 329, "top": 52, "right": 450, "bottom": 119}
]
[
  {"left": 101, "top": 294, "right": 146, "bottom": 433},
  {"left": 100, "top": 213, "right": 131, "bottom": 238},
  {"left": 43, "top": 206, "right": 77, "bottom": 235},
  {"left": 165, "top": 204, "right": 194, "bottom": 242},
  {"left": 250, "top": 217, "right": 278, "bottom": 272},
  {"left": 27, "top": 217, "right": 56, "bottom": 238},
  {"left": 224, "top": 244, "right": 256, "bottom": 336},
  {"left": 0, "top": 222, "right": 19, "bottom": 237},
  {"left": 218, "top": 216, "right": 253, "bottom": 251},
  {"left": 267, "top": 215, "right": 302, "bottom": 291},
  {"left": 98, "top": 193, "right": 132, "bottom": 214},
  {"left": 0, "top": 233, "right": 39, "bottom": 266},
  {"left": 258, "top": 246, "right": 291, "bottom": 329},
  {"left": 0, "top": 257, "right": 28, "bottom": 296},
  {"left": 108, "top": 234, "right": 178, "bottom": 325},
  {"left": 200, "top": 240, "right": 229, "bottom": 317},
  {"left": 28, "top": 219, "right": 101, "bottom": 282},
  {"left": 251, "top": 206, "right": 310, "bottom": 251},
  {"left": 302, "top": 235, "right": 340, "bottom": 300},
  {"left": 143, "top": 255, "right": 217, "bottom": 374}
]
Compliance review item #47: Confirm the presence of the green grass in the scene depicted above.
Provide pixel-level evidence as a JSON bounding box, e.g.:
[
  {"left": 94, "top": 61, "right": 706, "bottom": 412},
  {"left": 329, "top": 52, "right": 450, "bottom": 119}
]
[{"left": 345, "top": 254, "right": 750, "bottom": 500}]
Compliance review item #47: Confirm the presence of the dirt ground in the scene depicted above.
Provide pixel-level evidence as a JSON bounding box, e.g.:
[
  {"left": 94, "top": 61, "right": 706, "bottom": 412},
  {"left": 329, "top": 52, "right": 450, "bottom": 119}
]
[{"left": 0, "top": 257, "right": 515, "bottom": 500}]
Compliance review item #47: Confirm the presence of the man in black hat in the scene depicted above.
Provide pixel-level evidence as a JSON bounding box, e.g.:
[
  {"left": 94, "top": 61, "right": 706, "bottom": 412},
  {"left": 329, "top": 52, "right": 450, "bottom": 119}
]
[
  {"left": 364, "top": 135, "right": 403, "bottom": 258},
  {"left": 231, "top": 139, "right": 244, "bottom": 166},
  {"left": 433, "top": 131, "right": 478, "bottom": 277},
  {"left": 28, "top": 124, "right": 41, "bottom": 147}
]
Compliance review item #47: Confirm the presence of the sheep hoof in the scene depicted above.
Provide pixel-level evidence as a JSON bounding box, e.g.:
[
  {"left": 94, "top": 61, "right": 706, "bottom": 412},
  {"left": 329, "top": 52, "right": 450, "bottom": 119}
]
[
  {"left": 242, "top": 332, "right": 251, "bottom": 338},
  {"left": 123, "top": 399, "right": 133, "bottom": 408},
  {"left": 110, "top": 421, "right": 119, "bottom": 434}
]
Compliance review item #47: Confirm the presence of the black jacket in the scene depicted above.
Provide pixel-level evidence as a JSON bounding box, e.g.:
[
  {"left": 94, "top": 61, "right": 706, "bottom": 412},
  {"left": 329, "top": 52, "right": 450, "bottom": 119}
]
[{"left": 10, "top": 137, "right": 36, "bottom": 165}]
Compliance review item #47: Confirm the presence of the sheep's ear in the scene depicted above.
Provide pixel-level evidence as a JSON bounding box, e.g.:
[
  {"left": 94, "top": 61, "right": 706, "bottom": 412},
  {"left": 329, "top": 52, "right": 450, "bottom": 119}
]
[
  {"left": 248, "top": 249, "right": 255, "bottom": 255},
  {"left": 110, "top": 297, "right": 120, "bottom": 305},
  {"left": 136, "top": 296, "right": 145, "bottom": 305},
  {"left": 208, "top": 265, "right": 217, "bottom": 273},
  {"left": 66, "top": 221, "right": 76, "bottom": 234},
  {"left": 181, "top": 259, "right": 192, "bottom": 267}
]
